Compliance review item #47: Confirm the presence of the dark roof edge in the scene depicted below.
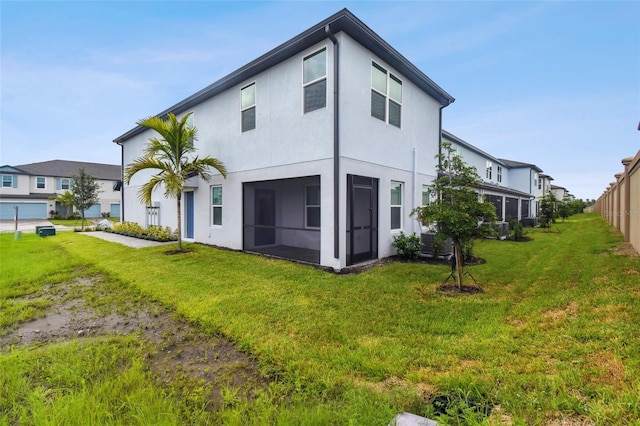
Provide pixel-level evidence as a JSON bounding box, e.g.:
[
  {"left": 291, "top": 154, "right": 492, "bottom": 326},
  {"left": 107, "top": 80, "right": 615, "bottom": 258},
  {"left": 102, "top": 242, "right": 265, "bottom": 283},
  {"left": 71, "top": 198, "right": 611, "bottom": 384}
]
[
  {"left": 114, "top": 8, "right": 454, "bottom": 144},
  {"left": 498, "top": 158, "right": 543, "bottom": 173},
  {"left": 442, "top": 129, "right": 507, "bottom": 166},
  {"left": 477, "top": 182, "right": 535, "bottom": 198}
]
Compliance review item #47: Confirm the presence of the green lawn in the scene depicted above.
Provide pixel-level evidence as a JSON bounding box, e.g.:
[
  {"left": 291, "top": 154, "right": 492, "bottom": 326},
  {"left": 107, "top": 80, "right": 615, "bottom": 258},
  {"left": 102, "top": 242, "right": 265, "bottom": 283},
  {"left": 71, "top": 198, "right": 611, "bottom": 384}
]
[{"left": 1, "top": 213, "right": 639, "bottom": 425}]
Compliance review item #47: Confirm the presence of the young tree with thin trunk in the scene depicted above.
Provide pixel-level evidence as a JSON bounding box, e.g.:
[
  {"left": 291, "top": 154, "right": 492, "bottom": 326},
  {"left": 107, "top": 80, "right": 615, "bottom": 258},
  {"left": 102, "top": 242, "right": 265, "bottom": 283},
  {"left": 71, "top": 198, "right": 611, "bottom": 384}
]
[
  {"left": 123, "top": 112, "right": 227, "bottom": 252},
  {"left": 412, "top": 142, "right": 497, "bottom": 290},
  {"left": 539, "top": 192, "right": 558, "bottom": 229},
  {"left": 71, "top": 168, "right": 101, "bottom": 230}
]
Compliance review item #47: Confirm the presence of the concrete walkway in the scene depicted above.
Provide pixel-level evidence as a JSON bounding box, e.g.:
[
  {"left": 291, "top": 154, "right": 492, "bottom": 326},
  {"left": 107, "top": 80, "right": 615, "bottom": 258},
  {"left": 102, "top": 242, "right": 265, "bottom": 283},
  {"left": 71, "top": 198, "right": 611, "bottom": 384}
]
[{"left": 79, "top": 231, "right": 175, "bottom": 249}]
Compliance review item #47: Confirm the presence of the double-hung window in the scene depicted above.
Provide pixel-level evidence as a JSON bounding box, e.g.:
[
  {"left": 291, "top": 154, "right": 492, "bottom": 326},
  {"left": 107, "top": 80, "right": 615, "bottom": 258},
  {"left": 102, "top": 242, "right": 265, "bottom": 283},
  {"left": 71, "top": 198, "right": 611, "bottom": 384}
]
[
  {"left": 36, "top": 177, "right": 46, "bottom": 189},
  {"left": 391, "top": 181, "right": 403, "bottom": 230},
  {"left": 2, "top": 175, "right": 15, "bottom": 188},
  {"left": 497, "top": 165, "right": 503, "bottom": 183},
  {"left": 211, "top": 186, "right": 222, "bottom": 226},
  {"left": 371, "top": 62, "right": 402, "bottom": 128},
  {"left": 486, "top": 161, "right": 493, "bottom": 180},
  {"left": 303, "top": 48, "right": 326, "bottom": 113},
  {"left": 305, "top": 185, "right": 320, "bottom": 228},
  {"left": 241, "top": 83, "right": 256, "bottom": 132},
  {"left": 60, "top": 178, "right": 71, "bottom": 190}
]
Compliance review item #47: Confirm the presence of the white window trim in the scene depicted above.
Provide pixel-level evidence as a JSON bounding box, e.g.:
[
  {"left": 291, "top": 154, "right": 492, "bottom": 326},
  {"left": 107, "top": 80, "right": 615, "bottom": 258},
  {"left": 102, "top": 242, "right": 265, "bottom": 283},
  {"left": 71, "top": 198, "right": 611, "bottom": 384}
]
[
  {"left": 486, "top": 161, "right": 493, "bottom": 180},
  {"left": 61, "top": 177, "right": 71, "bottom": 190},
  {"left": 421, "top": 184, "right": 431, "bottom": 207},
  {"left": 497, "top": 165, "right": 502, "bottom": 183},
  {"left": 302, "top": 46, "right": 327, "bottom": 114},
  {"left": 211, "top": 185, "right": 222, "bottom": 227},
  {"left": 36, "top": 176, "right": 46, "bottom": 189},
  {"left": 2, "top": 174, "right": 15, "bottom": 188},
  {"left": 304, "top": 184, "right": 321, "bottom": 229},
  {"left": 371, "top": 61, "right": 403, "bottom": 128},
  {"left": 391, "top": 181, "right": 403, "bottom": 231}
]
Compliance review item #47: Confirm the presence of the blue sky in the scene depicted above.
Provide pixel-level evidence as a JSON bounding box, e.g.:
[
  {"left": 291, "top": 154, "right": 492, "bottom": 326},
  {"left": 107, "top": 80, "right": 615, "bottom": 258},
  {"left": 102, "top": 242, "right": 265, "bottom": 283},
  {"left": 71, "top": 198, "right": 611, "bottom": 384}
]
[{"left": 1, "top": 1, "right": 638, "bottom": 200}]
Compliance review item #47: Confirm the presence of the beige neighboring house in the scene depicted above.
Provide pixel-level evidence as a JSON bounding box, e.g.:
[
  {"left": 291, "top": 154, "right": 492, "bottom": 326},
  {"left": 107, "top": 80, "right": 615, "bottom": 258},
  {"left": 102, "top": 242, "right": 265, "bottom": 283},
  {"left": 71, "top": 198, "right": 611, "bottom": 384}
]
[
  {"left": 0, "top": 160, "right": 122, "bottom": 220},
  {"left": 551, "top": 184, "right": 570, "bottom": 200}
]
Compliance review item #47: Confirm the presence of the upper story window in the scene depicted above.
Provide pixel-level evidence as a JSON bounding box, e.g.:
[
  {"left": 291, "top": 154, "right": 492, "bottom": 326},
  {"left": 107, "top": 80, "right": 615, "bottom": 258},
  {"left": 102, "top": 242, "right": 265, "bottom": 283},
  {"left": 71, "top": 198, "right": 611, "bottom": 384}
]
[
  {"left": 36, "top": 177, "right": 46, "bottom": 189},
  {"left": 538, "top": 177, "right": 543, "bottom": 190},
  {"left": 305, "top": 185, "right": 320, "bottom": 228},
  {"left": 497, "top": 166, "right": 503, "bottom": 183},
  {"left": 303, "top": 48, "right": 326, "bottom": 113},
  {"left": 2, "top": 174, "right": 16, "bottom": 188},
  {"left": 486, "top": 161, "right": 493, "bottom": 180},
  {"left": 211, "top": 186, "right": 222, "bottom": 226},
  {"left": 57, "top": 177, "right": 71, "bottom": 191},
  {"left": 371, "top": 62, "right": 402, "bottom": 128},
  {"left": 241, "top": 83, "right": 256, "bottom": 132},
  {"left": 391, "top": 181, "right": 403, "bottom": 230}
]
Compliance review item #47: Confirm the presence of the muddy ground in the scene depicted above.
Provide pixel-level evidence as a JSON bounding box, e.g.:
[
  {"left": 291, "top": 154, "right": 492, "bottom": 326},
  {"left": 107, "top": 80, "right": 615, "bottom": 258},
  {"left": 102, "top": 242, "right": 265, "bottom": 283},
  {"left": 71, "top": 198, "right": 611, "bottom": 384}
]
[{"left": 0, "top": 274, "right": 268, "bottom": 409}]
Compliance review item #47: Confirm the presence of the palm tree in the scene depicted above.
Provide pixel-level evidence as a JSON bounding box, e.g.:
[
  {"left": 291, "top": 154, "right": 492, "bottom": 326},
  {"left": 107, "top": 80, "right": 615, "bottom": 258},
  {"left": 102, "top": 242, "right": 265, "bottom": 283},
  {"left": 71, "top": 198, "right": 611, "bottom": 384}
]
[
  {"left": 123, "top": 112, "right": 227, "bottom": 252},
  {"left": 49, "top": 190, "right": 75, "bottom": 218}
]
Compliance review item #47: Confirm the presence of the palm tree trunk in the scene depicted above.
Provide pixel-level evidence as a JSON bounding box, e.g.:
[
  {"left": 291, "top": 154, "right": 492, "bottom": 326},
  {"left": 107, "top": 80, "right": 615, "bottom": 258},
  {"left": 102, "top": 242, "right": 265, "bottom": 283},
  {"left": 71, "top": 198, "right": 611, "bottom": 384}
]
[
  {"left": 454, "top": 240, "right": 464, "bottom": 290},
  {"left": 176, "top": 194, "right": 182, "bottom": 252}
]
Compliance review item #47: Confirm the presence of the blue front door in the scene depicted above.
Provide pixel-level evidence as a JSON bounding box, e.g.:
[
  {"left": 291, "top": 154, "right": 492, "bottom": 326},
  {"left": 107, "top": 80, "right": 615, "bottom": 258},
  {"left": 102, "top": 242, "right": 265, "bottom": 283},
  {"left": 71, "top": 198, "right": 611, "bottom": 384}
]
[{"left": 185, "top": 192, "right": 194, "bottom": 239}]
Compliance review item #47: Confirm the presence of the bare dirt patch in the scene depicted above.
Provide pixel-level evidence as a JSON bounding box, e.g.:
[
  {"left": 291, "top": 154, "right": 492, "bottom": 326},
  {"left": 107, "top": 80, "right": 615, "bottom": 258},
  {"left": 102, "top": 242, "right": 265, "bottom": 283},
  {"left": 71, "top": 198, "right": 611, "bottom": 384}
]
[
  {"left": 613, "top": 242, "right": 639, "bottom": 258},
  {"left": 0, "top": 275, "right": 268, "bottom": 410}
]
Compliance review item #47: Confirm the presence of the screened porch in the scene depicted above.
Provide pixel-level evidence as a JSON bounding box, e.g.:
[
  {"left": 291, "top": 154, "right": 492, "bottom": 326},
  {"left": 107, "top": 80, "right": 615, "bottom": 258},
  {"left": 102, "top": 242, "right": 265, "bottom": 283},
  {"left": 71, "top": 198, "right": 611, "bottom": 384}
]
[{"left": 243, "top": 176, "right": 321, "bottom": 265}]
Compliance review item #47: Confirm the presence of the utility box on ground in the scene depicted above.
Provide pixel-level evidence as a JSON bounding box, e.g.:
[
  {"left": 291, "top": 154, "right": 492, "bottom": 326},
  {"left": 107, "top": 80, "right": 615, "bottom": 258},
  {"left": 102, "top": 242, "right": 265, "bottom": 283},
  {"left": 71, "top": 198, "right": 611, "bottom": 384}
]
[{"left": 37, "top": 226, "right": 56, "bottom": 237}]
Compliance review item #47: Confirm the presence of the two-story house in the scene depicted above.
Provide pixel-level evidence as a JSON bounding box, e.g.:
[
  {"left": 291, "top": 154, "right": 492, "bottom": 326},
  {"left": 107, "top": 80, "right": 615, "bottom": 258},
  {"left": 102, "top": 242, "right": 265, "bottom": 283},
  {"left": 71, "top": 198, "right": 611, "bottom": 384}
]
[
  {"left": 114, "top": 9, "right": 455, "bottom": 270},
  {"left": 442, "top": 131, "right": 537, "bottom": 223},
  {"left": 0, "top": 160, "right": 122, "bottom": 220}
]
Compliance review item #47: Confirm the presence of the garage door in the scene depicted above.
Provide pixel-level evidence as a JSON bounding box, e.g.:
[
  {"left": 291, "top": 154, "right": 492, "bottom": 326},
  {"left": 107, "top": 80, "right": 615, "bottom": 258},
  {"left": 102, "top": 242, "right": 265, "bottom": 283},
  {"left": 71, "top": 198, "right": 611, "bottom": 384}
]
[
  {"left": 0, "top": 202, "right": 48, "bottom": 220},
  {"left": 84, "top": 204, "right": 101, "bottom": 218},
  {"left": 110, "top": 203, "right": 120, "bottom": 218}
]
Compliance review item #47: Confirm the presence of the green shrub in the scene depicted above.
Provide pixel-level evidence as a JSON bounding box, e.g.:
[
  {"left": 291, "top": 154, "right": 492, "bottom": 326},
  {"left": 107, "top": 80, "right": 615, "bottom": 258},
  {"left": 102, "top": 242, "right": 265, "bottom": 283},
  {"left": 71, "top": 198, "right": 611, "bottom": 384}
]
[
  {"left": 392, "top": 232, "right": 422, "bottom": 260},
  {"left": 111, "top": 222, "right": 177, "bottom": 242},
  {"left": 508, "top": 219, "right": 525, "bottom": 241}
]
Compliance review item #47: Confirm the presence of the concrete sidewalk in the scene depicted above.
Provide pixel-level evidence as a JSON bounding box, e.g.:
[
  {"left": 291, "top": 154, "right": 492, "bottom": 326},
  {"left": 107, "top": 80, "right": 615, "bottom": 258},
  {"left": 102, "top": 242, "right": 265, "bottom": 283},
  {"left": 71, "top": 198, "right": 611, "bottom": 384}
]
[{"left": 0, "top": 219, "right": 74, "bottom": 234}]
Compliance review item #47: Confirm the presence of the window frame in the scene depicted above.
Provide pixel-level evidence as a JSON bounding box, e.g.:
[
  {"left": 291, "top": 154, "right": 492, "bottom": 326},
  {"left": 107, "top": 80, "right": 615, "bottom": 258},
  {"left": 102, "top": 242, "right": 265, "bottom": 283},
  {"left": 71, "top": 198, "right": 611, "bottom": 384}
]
[
  {"left": 421, "top": 185, "right": 431, "bottom": 207},
  {"left": 304, "top": 184, "right": 321, "bottom": 229},
  {"left": 390, "top": 181, "right": 403, "bottom": 231},
  {"left": 497, "top": 165, "right": 503, "bottom": 183},
  {"left": 2, "top": 174, "right": 15, "bottom": 188},
  {"left": 302, "top": 47, "right": 327, "bottom": 114},
  {"left": 36, "top": 176, "right": 46, "bottom": 189},
  {"left": 241, "top": 82, "right": 256, "bottom": 132},
  {"left": 371, "top": 61, "right": 403, "bottom": 128},
  {"left": 486, "top": 161, "right": 493, "bottom": 180},
  {"left": 60, "top": 178, "right": 71, "bottom": 190},
  {"left": 211, "top": 185, "right": 222, "bottom": 226}
]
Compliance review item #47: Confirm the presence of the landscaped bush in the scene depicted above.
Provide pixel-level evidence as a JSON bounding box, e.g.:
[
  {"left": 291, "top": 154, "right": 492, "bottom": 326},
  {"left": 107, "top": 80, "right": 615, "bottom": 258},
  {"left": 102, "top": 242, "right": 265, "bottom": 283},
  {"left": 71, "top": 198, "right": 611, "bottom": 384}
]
[
  {"left": 392, "top": 231, "right": 422, "bottom": 260},
  {"left": 507, "top": 219, "right": 526, "bottom": 241},
  {"left": 111, "top": 222, "right": 177, "bottom": 242}
]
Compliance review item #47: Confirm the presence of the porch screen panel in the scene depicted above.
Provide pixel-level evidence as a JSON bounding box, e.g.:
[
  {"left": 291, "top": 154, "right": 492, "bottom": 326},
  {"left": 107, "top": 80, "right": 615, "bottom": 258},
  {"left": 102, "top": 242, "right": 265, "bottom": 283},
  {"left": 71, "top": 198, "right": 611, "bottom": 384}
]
[
  {"left": 505, "top": 197, "right": 518, "bottom": 220},
  {"left": 521, "top": 200, "right": 530, "bottom": 218},
  {"left": 485, "top": 195, "right": 503, "bottom": 220}
]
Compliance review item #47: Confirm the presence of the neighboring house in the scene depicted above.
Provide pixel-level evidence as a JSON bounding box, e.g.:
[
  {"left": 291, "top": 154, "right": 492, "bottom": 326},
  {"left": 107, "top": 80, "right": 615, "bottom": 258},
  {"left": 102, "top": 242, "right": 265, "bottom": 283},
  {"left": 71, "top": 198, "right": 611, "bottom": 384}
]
[
  {"left": 551, "top": 185, "right": 570, "bottom": 200},
  {"left": 442, "top": 131, "right": 537, "bottom": 222},
  {"left": 498, "top": 159, "right": 546, "bottom": 218},
  {"left": 114, "top": 9, "right": 455, "bottom": 270},
  {"left": 0, "top": 160, "right": 122, "bottom": 220}
]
